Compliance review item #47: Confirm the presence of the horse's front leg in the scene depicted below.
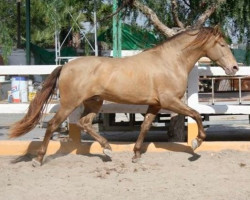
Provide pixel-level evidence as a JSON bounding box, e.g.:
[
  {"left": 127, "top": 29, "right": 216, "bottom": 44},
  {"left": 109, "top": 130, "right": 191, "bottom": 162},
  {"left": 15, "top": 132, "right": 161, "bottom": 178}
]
[
  {"left": 132, "top": 106, "right": 160, "bottom": 163},
  {"left": 161, "top": 97, "right": 206, "bottom": 150}
]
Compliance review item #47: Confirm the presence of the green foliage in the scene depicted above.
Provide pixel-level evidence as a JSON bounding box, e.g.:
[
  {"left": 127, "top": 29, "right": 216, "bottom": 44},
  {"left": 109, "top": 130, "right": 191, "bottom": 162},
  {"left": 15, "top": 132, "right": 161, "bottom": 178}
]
[
  {"left": 0, "top": 0, "right": 20, "bottom": 63},
  {"left": 0, "top": 0, "right": 113, "bottom": 55},
  {"left": 136, "top": 0, "right": 249, "bottom": 43},
  {"left": 214, "top": 0, "right": 250, "bottom": 42},
  {"left": 0, "top": 0, "right": 249, "bottom": 63},
  {"left": 0, "top": 22, "right": 13, "bottom": 64}
]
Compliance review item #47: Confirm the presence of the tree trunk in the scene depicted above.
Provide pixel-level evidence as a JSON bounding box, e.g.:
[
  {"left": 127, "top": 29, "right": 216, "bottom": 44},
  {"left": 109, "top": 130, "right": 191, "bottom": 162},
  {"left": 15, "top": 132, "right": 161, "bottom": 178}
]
[
  {"left": 0, "top": 55, "right": 4, "bottom": 65},
  {"left": 168, "top": 113, "right": 186, "bottom": 142}
]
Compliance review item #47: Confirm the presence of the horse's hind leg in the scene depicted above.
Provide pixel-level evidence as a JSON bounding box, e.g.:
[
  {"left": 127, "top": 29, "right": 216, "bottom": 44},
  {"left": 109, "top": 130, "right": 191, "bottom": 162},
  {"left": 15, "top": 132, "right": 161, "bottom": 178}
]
[
  {"left": 77, "top": 99, "right": 112, "bottom": 158},
  {"left": 32, "top": 107, "right": 73, "bottom": 167},
  {"left": 132, "top": 106, "right": 160, "bottom": 163}
]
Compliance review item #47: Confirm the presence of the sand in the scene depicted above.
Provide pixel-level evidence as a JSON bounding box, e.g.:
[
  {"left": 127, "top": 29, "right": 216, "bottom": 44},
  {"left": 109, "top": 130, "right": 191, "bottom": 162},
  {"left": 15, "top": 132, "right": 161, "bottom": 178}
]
[{"left": 0, "top": 150, "right": 250, "bottom": 200}]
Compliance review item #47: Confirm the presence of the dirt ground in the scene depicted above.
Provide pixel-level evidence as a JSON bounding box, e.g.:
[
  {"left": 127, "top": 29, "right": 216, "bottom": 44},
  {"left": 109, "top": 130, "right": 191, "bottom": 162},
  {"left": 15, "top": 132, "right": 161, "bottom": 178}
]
[{"left": 0, "top": 150, "right": 250, "bottom": 200}]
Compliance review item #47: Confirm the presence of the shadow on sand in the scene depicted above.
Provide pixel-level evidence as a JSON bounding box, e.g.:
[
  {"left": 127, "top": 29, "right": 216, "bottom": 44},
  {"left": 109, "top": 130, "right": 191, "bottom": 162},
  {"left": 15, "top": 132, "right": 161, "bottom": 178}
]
[
  {"left": 141, "top": 142, "right": 201, "bottom": 162},
  {"left": 10, "top": 141, "right": 201, "bottom": 165}
]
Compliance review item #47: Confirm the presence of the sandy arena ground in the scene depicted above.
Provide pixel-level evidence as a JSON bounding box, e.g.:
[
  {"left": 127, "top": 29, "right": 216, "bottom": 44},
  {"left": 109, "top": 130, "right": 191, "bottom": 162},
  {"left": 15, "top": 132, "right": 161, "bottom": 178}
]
[{"left": 0, "top": 150, "right": 250, "bottom": 200}]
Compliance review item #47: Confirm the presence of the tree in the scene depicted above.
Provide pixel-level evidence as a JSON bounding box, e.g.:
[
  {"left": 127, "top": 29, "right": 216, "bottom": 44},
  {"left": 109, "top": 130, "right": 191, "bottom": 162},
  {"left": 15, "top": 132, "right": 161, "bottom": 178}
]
[
  {"left": 0, "top": 0, "right": 19, "bottom": 63},
  {"left": 0, "top": 0, "right": 113, "bottom": 63},
  {"left": 130, "top": 0, "right": 249, "bottom": 40}
]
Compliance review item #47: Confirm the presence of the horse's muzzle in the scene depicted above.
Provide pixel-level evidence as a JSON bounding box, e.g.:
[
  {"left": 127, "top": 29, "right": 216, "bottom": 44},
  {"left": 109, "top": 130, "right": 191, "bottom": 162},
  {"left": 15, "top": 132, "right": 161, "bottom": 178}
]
[{"left": 225, "top": 65, "right": 239, "bottom": 76}]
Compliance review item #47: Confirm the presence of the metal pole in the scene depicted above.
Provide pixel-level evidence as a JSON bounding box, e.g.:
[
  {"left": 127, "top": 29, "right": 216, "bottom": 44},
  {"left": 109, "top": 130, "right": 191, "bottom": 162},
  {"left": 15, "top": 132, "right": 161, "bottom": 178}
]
[
  {"left": 117, "top": 0, "right": 122, "bottom": 57},
  {"left": 212, "top": 78, "right": 215, "bottom": 105},
  {"left": 112, "top": 0, "right": 122, "bottom": 58},
  {"left": 112, "top": 0, "right": 118, "bottom": 58},
  {"left": 25, "top": 0, "right": 31, "bottom": 65},
  {"left": 17, "top": 0, "right": 21, "bottom": 48},
  {"left": 239, "top": 77, "right": 242, "bottom": 104},
  {"left": 94, "top": 0, "right": 98, "bottom": 56},
  {"left": 58, "top": 31, "right": 61, "bottom": 65},
  {"left": 55, "top": 30, "right": 58, "bottom": 65}
]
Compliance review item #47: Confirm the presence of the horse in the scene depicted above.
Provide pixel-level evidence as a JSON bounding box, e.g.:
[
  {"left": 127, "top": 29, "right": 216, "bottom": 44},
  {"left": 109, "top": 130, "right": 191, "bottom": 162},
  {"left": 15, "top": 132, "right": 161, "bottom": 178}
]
[{"left": 9, "top": 26, "right": 238, "bottom": 166}]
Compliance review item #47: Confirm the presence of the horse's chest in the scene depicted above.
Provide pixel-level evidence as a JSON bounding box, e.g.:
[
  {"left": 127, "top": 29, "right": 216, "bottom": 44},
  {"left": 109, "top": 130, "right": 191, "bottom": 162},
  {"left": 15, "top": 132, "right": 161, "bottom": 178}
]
[{"left": 155, "top": 72, "right": 187, "bottom": 97}]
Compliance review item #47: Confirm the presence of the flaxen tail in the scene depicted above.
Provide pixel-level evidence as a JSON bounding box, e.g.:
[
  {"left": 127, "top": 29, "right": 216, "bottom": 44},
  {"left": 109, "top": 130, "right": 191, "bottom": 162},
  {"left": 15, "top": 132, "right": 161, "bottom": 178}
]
[{"left": 9, "top": 66, "right": 63, "bottom": 138}]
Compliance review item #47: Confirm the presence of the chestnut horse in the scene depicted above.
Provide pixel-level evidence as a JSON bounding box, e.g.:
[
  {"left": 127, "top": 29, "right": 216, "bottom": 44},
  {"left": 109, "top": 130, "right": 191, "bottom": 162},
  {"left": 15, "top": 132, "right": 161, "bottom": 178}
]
[{"left": 10, "top": 26, "right": 238, "bottom": 166}]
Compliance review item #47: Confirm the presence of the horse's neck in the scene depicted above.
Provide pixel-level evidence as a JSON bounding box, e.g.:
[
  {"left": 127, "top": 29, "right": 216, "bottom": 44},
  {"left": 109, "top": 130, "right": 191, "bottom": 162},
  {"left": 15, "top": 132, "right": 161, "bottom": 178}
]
[
  {"left": 182, "top": 46, "right": 205, "bottom": 73},
  {"left": 162, "top": 34, "right": 206, "bottom": 73}
]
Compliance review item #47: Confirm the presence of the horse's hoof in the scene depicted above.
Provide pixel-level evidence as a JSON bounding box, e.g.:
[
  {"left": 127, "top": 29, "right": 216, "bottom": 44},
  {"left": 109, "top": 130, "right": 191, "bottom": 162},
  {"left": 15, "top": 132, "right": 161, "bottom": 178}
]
[
  {"left": 132, "top": 156, "right": 141, "bottom": 163},
  {"left": 191, "top": 138, "right": 201, "bottom": 151},
  {"left": 103, "top": 148, "right": 112, "bottom": 158},
  {"left": 32, "top": 158, "right": 42, "bottom": 167}
]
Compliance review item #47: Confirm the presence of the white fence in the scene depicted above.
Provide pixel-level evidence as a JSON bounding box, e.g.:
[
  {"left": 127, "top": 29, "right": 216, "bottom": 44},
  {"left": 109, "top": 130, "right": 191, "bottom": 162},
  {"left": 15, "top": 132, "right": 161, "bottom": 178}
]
[
  {"left": 0, "top": 65, "right": 58, "bottom": 113},
  {"left": 188, "top": 66, "right": 250, "bottom": 115},
  {"left": 0, "top": 64, "right": 250, "bottom": 118}
]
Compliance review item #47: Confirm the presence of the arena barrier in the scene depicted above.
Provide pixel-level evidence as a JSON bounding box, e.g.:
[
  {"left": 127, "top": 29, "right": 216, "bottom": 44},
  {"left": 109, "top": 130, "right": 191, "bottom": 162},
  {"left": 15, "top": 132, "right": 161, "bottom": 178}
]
[
  {"left": 0, "top": 64, "right": 250, "bottom": 150},
  {"left": 187, "top": 65, "right": 250, "bottom": 145}
]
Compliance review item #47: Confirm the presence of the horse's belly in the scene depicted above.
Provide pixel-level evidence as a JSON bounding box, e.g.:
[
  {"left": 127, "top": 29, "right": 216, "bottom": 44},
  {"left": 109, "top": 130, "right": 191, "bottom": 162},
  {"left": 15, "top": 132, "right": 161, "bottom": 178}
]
[{"left": 101, "top": 92, "right": 158, "bottom": 105}]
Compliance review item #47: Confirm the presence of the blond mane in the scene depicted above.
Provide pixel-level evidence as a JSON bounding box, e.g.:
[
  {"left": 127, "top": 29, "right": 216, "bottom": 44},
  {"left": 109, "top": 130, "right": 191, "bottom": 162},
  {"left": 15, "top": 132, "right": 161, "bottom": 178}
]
[
  {"left": 145, "top": 26, "right": 223, "bottom": 52},
  {"left": 186, "top": 26, "right": 223, "bottom": 48}
]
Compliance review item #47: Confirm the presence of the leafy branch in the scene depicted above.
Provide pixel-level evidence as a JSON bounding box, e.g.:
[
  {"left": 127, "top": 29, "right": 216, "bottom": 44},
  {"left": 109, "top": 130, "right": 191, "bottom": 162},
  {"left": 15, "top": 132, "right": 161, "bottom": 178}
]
[{"left": 0, "top": 22, "right": 13, "bottom": 64}]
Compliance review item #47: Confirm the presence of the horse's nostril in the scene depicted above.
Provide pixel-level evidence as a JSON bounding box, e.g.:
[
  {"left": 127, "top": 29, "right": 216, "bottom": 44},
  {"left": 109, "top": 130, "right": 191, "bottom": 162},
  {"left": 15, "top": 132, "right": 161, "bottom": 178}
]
[{"left": 233, "top": 66, "right": 239, "bottom": 71}]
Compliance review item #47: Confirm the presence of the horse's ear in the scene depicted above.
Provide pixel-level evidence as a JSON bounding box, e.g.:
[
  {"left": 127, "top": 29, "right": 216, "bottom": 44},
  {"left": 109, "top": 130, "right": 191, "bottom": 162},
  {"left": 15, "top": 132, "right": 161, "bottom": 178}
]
[{"left": 213, "top": 25, "right": 221, "bottom": 35}]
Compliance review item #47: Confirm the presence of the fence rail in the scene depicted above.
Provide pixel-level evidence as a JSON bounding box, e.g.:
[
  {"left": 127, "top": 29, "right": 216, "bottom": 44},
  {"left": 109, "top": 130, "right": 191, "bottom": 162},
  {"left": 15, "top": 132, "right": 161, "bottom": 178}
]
[{"left": 188, "top": 65, "right": 250, "bottom": 118}]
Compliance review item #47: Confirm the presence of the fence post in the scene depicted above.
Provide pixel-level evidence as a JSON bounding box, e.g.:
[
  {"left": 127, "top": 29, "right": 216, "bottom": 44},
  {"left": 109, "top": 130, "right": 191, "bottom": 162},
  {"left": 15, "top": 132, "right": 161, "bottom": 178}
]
[{"left": 187, "top": 63, "right": 199, "bottom": 145}]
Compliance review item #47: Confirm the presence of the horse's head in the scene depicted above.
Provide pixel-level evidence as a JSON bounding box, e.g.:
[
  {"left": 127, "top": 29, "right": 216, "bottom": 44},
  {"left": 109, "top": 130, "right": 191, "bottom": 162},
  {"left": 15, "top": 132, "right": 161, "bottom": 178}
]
[{"left": 205, "top": 26, "right": 238, "bottom": 76}]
